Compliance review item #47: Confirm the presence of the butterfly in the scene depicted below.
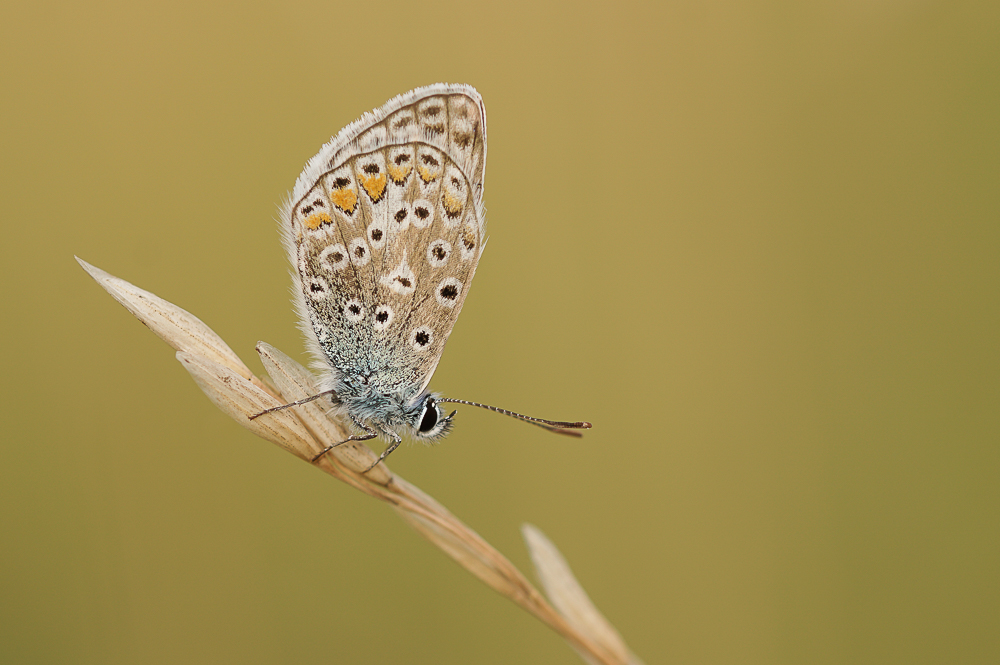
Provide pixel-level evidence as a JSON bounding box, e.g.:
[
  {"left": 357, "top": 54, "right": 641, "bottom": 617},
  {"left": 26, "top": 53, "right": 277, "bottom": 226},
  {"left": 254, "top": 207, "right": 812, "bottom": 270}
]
[{"left": 252, "top": 84, "right": 590, "bottom": 470}]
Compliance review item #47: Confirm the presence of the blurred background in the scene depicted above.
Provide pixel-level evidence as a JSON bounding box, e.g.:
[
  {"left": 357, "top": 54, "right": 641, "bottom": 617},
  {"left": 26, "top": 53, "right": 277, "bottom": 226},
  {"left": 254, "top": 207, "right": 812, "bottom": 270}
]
[{"left": 2, "top": 1, "right": 997, "bottom": 663}]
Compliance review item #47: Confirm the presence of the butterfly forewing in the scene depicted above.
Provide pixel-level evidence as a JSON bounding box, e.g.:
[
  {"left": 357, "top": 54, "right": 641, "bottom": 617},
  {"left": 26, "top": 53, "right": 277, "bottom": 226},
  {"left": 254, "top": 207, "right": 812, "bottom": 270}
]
[{"left": 283, "top": 85, "right": 486, "bottom": 398}]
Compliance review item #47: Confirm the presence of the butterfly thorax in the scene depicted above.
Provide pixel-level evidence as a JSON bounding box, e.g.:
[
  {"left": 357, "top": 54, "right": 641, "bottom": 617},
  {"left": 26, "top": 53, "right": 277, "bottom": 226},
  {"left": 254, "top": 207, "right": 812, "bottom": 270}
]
[
  {"left": 327, "top": 368, "right": 453, "bottom": 442},
  {"left": 327, "top": 358, "right": 423, "bottom": 429},
  {"left": 339, "top": 381, "right": 422, "bottom": 432}
]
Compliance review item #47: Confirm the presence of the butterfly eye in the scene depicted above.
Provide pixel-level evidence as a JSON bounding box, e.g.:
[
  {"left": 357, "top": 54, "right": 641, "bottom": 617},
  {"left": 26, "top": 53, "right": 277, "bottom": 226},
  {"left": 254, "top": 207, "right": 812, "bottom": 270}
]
[
  {"left": 415, "top": 396, "right": 453, "bottom": 439},
  {"left": 418, "top": 401, "right": 439, "bottom": 433}
]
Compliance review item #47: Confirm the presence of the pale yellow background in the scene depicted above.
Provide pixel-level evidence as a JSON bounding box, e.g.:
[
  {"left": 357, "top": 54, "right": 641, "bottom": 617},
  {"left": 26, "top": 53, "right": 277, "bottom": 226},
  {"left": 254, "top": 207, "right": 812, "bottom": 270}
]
[{"left": 2, "top": 1, "right": 998, "bottom": 663}]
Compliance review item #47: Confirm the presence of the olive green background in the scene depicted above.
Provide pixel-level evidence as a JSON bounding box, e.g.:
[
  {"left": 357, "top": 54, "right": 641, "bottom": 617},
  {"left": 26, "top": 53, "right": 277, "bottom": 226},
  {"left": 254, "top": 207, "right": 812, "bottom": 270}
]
[{"left": 2, "top": 1, "right": 998, "bottom": 663}]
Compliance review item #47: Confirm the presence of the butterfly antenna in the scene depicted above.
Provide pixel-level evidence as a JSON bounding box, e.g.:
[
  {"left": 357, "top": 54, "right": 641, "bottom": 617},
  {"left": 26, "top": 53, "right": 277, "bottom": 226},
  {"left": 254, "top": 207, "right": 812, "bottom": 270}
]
[{"left": 436, "top": 399, "right": 592, "bottom": 437}]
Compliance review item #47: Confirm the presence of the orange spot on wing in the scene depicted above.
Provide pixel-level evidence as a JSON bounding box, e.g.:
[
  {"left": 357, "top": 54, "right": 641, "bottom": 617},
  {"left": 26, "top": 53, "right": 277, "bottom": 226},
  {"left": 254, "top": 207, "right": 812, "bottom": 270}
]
[
  {"left": 418, "top": 165, "right": 438, "bottom": 183},
  {"left": 359, "top": 173, "right": 387, "bottom": 202},
  {"left": 303, "top": 212, "right": 331, "bottom": 230},
  {"left": 386, "top": 163, "right": 412, "bottom": 184},
  {"left": 330, "top": 188, "right": 357, "bottom": 213},
  {"left": 462, "top": 228, "right": 476, "bottom": 250},
  {"left": 442, "top": 191, "right": 464, "bottom": 216}
]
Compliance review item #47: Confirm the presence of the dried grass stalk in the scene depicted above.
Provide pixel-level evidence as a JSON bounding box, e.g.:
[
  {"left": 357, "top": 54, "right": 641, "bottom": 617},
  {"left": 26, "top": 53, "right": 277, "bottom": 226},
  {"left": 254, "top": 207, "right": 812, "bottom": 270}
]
[{"left": 78, "top": 257, "right": 640, "bottom": 665}]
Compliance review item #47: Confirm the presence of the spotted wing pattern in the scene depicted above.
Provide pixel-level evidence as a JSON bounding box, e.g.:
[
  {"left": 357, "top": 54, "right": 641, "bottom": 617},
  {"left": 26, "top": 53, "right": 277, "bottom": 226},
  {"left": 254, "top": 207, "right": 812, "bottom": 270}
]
[{"left": 281, "top": 84, "right": 487, "bottom": 397}]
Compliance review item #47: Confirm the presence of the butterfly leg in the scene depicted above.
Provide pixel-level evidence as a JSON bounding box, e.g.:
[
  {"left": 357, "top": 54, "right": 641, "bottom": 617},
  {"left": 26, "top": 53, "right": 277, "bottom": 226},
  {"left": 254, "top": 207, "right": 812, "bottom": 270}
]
[
  {"left": 363, "top": 430, "right": 403, "bottom": 473},
  {"left": 249, "top": 390, "right": 337, "bottom": 420},
  {"left": 311, "top": 418, "right": 377, "bottom": 463}
]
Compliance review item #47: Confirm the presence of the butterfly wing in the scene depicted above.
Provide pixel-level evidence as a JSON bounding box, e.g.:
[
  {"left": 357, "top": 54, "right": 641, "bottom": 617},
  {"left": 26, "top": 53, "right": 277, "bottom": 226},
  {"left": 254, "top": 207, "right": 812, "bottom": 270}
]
[{"left": 281, "top": 84, "right": 487, "bottom": 398}]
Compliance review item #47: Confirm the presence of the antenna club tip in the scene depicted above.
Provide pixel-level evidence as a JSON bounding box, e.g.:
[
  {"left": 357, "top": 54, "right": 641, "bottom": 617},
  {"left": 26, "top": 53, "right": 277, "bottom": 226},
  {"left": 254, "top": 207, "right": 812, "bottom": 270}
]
[{"left": 577, "top": 422, "right": 592, "bottom": 429}]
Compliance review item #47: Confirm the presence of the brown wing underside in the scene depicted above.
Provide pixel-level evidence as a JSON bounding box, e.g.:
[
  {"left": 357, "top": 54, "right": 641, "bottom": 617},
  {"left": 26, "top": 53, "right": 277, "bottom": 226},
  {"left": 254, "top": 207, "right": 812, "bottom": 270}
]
[{"left": 289, "top": 91, "right": 486, "bottom": 394}]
